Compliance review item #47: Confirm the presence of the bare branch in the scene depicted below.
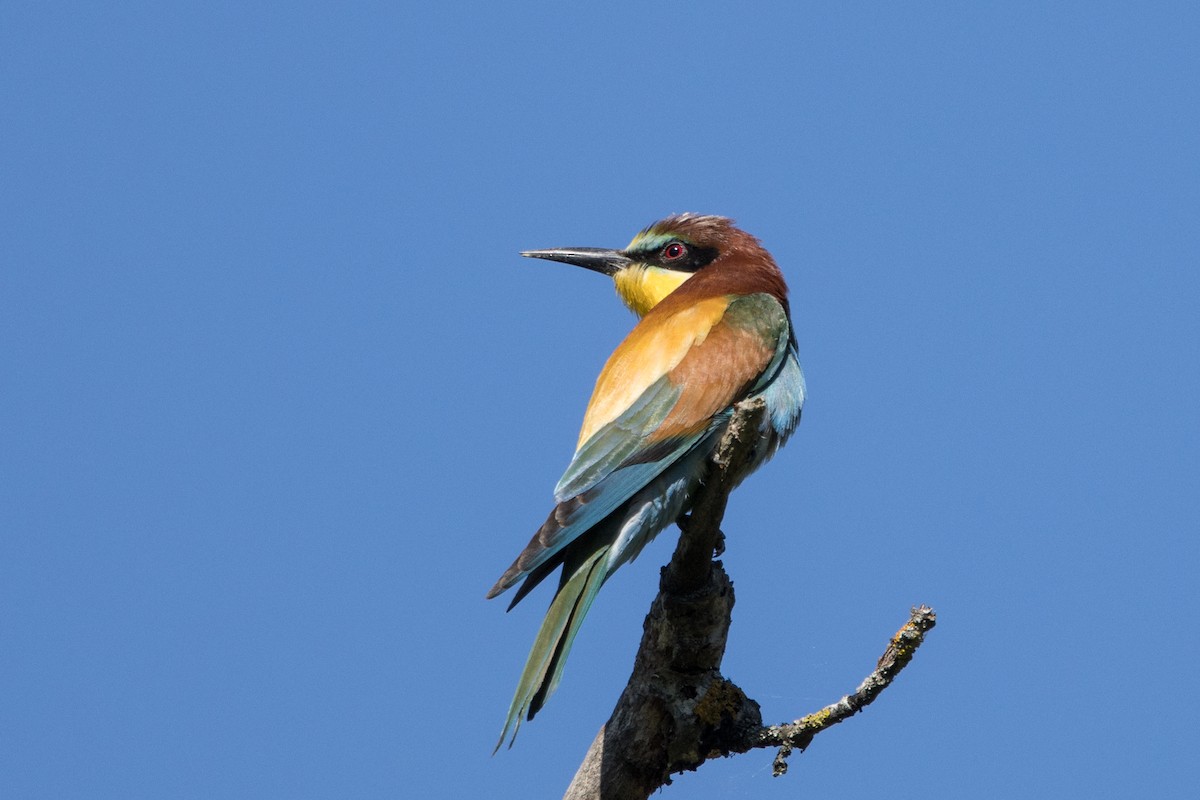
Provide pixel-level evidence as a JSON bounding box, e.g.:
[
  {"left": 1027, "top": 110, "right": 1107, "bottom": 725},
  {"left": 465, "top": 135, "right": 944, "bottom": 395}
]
[
  {"left": 754, "top": 605, "right": 938, "bottom": 776},
  {"left": 562, "top": 400, "right": 938, "bottom": 799},
  {"left": 664, "top": 397, "right": 766, "bottom": 594}
]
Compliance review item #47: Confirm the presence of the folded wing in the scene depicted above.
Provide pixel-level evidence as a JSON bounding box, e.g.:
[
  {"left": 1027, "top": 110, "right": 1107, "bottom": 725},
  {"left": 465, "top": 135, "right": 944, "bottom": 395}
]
[{"left": 487, "top": 292, "right": 789, "bottom": 602}]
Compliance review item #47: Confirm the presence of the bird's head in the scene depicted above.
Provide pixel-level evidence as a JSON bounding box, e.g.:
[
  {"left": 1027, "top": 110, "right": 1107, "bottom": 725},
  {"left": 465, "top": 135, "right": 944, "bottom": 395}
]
[{"left": 522, "top": 214, "right": 780, "bottom": 317}]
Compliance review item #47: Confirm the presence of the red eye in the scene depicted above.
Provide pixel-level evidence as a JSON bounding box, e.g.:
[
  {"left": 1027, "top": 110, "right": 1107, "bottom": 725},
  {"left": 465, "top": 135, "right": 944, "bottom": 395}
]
[{"left": 662, "top": 242, "right": 686, "bottom": 261}]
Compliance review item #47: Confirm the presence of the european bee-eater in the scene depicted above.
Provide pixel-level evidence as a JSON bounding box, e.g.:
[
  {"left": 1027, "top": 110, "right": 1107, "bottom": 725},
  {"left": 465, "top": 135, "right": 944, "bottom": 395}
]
[{"left": 489, "top": 214, "right": 806, "bottom": 747}]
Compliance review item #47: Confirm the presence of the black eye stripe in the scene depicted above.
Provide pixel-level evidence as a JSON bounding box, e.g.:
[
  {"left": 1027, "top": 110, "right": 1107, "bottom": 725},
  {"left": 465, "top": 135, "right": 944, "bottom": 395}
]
[{"left": 625, "top": 241, "right": 718, "bottom": 273}]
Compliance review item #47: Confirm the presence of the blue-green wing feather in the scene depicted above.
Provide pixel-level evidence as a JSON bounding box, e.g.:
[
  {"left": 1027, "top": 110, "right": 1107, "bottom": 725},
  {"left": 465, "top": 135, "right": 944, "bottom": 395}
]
[
  {"left": 553, "top": 375, "right": 680, "bottom": 501},
  {"left": 488, "top": 375, "right": 710, "bottom": 600}
]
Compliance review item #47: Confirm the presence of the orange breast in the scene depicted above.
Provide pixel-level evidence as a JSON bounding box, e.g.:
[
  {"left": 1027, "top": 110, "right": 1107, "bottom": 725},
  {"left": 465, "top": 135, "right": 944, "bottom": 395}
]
[{"left": 577, "top": 296, "right": 730, "bottom": 448}]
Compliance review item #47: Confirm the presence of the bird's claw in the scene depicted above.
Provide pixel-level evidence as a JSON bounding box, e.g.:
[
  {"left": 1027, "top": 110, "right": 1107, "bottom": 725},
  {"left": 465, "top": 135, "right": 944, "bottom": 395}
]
[{"left": 676, "top": 515, "right": 726, "bottom": 557}]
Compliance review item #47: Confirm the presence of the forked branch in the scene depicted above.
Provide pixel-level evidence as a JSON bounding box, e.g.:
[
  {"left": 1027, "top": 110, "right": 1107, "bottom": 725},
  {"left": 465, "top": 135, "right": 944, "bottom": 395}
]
[{"left": 563, "top": 399, "right": 937, "bottom": 800}]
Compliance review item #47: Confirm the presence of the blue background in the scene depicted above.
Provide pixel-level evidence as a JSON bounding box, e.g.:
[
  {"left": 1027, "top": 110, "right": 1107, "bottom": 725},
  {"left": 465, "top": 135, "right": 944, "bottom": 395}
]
[{"left": 3, "top": 2, "right": 1197, "bottom": 797}]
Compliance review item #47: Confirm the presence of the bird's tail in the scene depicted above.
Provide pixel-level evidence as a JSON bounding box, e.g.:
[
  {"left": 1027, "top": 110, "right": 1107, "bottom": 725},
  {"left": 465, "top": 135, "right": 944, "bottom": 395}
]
[{"left": 495, "top": 545, "right": 609, "bottom": 751}]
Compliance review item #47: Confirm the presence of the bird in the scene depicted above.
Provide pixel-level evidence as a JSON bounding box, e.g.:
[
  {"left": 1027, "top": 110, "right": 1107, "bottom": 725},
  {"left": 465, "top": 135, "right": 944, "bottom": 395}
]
[{"left": 488, "top": 214, "right": 806, "bottom": 748}]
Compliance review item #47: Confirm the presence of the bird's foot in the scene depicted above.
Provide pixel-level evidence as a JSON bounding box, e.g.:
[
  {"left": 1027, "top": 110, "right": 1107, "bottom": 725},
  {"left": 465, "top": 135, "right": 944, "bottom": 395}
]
[{"left": 676, "top": 514, "right": 726, "bottom": 558}]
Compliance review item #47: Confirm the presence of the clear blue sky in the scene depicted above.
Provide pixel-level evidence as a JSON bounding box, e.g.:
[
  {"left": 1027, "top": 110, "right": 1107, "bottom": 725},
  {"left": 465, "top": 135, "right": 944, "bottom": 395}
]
[{"left": 2, "top": 2, "right": 1197, "bottom": 798}]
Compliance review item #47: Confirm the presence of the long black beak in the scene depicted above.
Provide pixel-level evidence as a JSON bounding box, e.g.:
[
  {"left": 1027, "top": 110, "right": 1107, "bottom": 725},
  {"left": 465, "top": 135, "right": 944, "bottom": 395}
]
[{"left": 520, "top": 247, "right": 631, "bottom": 276}]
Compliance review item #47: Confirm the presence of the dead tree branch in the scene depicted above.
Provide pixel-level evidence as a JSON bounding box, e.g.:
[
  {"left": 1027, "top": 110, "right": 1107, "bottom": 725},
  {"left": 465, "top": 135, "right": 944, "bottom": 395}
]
[{"left": 563, "top": 399, "right": 937, "bottom": 800}]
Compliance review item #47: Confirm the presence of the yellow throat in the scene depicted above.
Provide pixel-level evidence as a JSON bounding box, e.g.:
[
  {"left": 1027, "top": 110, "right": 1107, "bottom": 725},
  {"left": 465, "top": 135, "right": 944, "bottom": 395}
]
[{"left": 612, "top": 264, "right": 692, "bottom": 317}]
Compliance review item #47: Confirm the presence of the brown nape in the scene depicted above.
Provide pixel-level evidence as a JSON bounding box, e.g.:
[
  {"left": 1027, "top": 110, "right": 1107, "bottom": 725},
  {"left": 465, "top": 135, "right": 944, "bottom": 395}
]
[{"left": 649, "top": 220, "right": 789, "bottom": 311}]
